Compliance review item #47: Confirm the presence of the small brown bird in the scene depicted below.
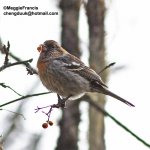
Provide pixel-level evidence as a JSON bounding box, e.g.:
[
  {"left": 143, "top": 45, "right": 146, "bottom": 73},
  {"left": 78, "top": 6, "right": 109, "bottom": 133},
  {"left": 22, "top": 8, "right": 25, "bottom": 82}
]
[{"left": 37, "top": 40, "right": 135, "bottom": 107}]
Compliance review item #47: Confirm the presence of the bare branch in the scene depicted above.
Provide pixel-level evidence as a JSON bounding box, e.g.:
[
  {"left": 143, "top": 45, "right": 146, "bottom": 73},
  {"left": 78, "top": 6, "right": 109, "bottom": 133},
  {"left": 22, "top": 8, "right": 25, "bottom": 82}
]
[
  {"left": 0, "top": 59, "right": 33, "bottom": 72},
  {"left": 98, "top": 62, "right": 116, "bottom": 74},
  {"left": 0, "top": 108, "right": 26, "bottom": 120},
  {"left": 83, "top": 97, "right": 150, "bottom": 148},
  {"left": 0, "top": 83, "right": 22, "bottom": 96},
  {"left": 0, "top": 42, "right": 38, "bottom": 75},
  {"left": 0, "top": 91, "right": 51, "bottom": 108},
  {"left": 35, "top": 95, "right": 70, "bottom": 121},
  {"left": 3, "top": 41, "right": 10, "bottom": 65},
  {"left": 9, "top": 52, "right": 38, "bottom": 75}
]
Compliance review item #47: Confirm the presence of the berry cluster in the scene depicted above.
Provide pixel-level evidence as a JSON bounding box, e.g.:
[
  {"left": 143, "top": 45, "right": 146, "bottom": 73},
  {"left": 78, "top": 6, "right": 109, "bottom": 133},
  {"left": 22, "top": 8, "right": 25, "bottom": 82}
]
[{"left": 42, "top": 120, "right": 53, "bottom": 129}]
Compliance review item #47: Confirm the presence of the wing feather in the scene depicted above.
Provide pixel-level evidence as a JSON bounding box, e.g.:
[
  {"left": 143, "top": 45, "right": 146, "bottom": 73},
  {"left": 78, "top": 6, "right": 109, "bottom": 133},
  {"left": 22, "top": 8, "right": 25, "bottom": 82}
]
[{"left": 55, "top": 54, "right": 107, "bottom": 88}]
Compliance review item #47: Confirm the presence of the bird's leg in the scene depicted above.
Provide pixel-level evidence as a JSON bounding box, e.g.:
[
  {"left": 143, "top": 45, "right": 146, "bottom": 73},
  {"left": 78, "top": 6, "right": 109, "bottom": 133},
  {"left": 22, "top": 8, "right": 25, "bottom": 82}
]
[
  {"left": 34, "top": 94, "right": 71, "bottom": 123},
  {"left": 45, "top": 95, "right": 70, "bottom": 121},
  {"left": 56, "top": 94, "right": 71, "bottom": 108}
]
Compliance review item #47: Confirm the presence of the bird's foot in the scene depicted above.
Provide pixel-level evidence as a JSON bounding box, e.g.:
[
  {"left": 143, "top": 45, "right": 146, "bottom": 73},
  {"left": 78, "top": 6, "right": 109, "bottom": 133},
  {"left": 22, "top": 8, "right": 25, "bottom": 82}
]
[
  {"left": 56, "top": 94, "right": 71, "bottom": 108},
  {"left": 35, "top": 94, "right": 71, "bottom": 125}
]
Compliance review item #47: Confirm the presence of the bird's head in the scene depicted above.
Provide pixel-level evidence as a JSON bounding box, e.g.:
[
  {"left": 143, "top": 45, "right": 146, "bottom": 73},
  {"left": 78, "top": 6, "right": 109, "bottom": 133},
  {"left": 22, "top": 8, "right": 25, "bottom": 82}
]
[
  {"left": 37, "top": 40, "right": 69, "bottom": 60},
  {"left": 37, "top": 40, "right": 60, "bottom": 53}
]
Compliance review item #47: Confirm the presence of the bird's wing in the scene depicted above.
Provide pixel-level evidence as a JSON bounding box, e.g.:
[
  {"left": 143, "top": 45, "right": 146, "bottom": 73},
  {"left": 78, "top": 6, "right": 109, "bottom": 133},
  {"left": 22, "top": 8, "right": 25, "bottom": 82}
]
[{"left": 55, "top": 54, "right": 107, "bottom": 88}]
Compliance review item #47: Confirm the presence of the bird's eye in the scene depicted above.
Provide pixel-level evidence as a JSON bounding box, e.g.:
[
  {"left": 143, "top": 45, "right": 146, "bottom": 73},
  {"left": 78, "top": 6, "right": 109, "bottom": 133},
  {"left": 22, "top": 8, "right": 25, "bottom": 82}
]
[{"left": 50, "top": 45, "right": 55, "bottom": 49}]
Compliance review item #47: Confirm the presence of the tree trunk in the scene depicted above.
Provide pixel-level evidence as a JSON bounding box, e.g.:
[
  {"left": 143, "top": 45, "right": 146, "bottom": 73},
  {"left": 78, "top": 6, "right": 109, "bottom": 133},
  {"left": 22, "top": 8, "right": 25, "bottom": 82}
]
[
  {"left": 56, "top": 0, "right": 81, "bottom": 150},
  {"left": 86, "top": 0, "right": 106, "bottom": 150},
  {"left": 0, "top": 38, "right": 3, "bottom": 51}
]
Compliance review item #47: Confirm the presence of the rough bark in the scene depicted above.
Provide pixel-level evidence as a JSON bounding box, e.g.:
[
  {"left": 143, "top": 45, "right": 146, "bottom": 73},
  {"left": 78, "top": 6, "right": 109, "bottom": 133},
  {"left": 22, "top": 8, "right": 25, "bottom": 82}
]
[
  {"left": 86, "top": 0, "right": 106, "bottom": 150},
  {"left": 60, "top": 0, "right": 81, "bottom": 58},
  {"left": 56, "top": 0, "right": 81, "bottom": 150},
  {"left": 0, "top": 38, "right": 3, "bottom": 51}
]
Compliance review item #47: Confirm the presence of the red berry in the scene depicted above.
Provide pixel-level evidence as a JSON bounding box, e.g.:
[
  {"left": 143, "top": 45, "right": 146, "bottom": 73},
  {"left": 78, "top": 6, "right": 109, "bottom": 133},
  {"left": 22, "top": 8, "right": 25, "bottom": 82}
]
[
  {"left": 48, "top": 120, "right": 53, "bottom": 126},
  {"left": 42, "top": 123, "right": 48, "bottom": 129}
]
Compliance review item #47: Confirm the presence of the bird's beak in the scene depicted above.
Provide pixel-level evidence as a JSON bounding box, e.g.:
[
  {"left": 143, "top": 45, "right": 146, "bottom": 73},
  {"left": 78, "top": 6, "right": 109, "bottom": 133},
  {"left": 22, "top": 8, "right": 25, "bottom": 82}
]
[{"left": 37, "top": 44, "right": 47, "bottom": 53}]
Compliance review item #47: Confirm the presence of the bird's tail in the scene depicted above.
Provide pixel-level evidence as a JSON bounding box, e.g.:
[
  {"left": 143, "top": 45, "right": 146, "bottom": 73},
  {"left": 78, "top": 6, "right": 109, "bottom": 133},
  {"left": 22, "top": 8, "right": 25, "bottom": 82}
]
[{"left": 100, "top": 87, "right": 135, "bottom": 107}]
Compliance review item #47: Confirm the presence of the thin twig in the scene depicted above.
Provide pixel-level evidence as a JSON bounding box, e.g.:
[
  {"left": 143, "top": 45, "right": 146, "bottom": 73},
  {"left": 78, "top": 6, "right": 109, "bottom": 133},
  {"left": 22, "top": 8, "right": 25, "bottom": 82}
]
[
  {"left": 3, "top": 41, "right": 10, "bottom": 65},
  {"left": 35, "top": 94, "right": 68, "bottom": 121},
  {"left": 0, "top": 59, "right": 33, "bottom": 72},
  {"left": 0, "top": 83, "right": 22, "bottom": 96},
  {"left": 0, "top": 108, "right": 26, "bottom": 120},
  {"left": 9, "top": 52, "right": 38, "bottom": 75},
  {"left": 84, "top": 97, "right": 150, "bottom": 148},
  {"left": 0, "top": 92, "right": 51, "bottom": 108},
  {"left": 35, "top": 104, "right": 59, "bottom": 121},
  {"left": 0, "top": 42, "right": 38, "bottom": 75},
  {"left": 98, "top": 62, "right": 116, "bottom": 74}
]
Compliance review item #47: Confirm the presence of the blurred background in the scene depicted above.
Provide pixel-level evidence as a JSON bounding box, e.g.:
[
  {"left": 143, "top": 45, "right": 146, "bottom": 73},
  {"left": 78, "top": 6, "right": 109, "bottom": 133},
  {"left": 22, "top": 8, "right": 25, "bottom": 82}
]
[{"left": 0, "top": 0, "right": 150, "bottom": 150}]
